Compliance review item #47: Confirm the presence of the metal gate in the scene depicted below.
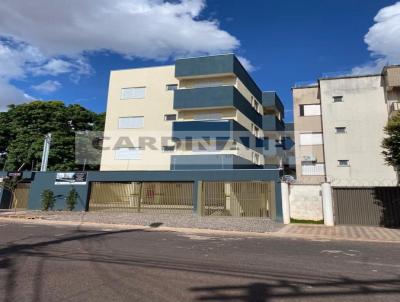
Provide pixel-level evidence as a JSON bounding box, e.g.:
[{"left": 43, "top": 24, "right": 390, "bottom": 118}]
[
  {"left": 11, "top": 183, "right": 31, "bottom": 209},
  {"left": 88, "top": 182, "right": 193, "bottom": 213},
  {"left": 333, "top": 187, "right": 400, "bottom": 227},
  {"left": 202, "top": 181, "right": 273, "bottom": 217}
]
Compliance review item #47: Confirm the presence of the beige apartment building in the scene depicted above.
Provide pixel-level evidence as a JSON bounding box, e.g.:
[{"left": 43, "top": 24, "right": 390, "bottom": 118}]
[
  {"left": 293, "top": 65, "right": 400, "bottom": 186},
  {"left": 100, "top": 54, "right": 286, "bottom": 171},
  {"left": 292, "top": 85, "right": 325, "bottom": 183}
]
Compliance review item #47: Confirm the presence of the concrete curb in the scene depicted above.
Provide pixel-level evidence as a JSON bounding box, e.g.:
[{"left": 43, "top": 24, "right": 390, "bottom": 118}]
[{"left": 1, "top": 216, "right": 400, "bottom": 244}]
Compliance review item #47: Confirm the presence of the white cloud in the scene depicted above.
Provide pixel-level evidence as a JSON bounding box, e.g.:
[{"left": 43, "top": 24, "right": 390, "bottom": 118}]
[
  {"left": 0, "top": 0, "right": 239, "bottom": 59},
  {"left": 352, "top": 2, "right": 400, "bottom": 75},
  {"left": 237, "top": 56, "right": 255, "bottom": 72},
  {"left": 0, "top": 80, "right": 33, "bottom": 111},
  {"left": 0, "top": 39, "right": 43, "bottom": 80},
  {"left": 31, "top": 80, "right": 62, "bottom": 93},
  {"left": 0, "top": 0, "right": 249, "bottom": 109}
]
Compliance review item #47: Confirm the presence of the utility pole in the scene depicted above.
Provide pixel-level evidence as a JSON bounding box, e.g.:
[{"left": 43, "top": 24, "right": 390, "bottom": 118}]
[{"left": 40, "top": 133, "right": 52, "bottom": 172}]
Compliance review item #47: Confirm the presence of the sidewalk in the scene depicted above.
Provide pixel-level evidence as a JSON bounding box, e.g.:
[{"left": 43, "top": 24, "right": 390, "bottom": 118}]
[
  {"left": 1, "top": 210, "right": 400, "bottom": 243},
  {"left": 277, "top": 224, "right": 400, "bottom": 243}
]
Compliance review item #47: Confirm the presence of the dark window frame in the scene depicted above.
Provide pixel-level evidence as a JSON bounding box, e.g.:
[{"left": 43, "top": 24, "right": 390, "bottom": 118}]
[
  {"left": 164, "top": 114, "right": 177, "bottom": 121},
  {"left": 299, "top": 104, "right": 321, "bottom": 117},
  {"left": 338, "top": 160, "right": 350, "bottom": 166},
  {"left": 166, "top": 84, "right": 178, "bottom": 91},
  {"left": 333, "top": 96, "right": 343, "bottom": 103},
  {"left": 161, "top": 146, "right": 175, "bottom": 152},
  {"left": 335, "top": 127, "right": 347, "bottom": 134}
]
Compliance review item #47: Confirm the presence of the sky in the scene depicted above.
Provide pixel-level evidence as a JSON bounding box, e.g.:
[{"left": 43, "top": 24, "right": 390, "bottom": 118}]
[{"left": 0, "top": 0, "right": 399, "bottom": 122}]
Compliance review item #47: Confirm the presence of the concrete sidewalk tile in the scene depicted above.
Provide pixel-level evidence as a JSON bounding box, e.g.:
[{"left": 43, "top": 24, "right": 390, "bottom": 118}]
[
  {"left": 1, "top": 211, "right": 400, "bottom": 243},
  {"left": 279, "top": 224, "right": 400, "bottom": 242}
]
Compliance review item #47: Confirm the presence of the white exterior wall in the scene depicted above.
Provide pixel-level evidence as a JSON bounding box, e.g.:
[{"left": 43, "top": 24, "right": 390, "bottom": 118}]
[
  {"left": 289, "top": 185, "right": 323, "bottom": 221},
  {"left": 100, "top": 66, "right": 177, "bottom": 171},
  {"left": 319, "top": 76, "right": 397, "bottom": 186}
]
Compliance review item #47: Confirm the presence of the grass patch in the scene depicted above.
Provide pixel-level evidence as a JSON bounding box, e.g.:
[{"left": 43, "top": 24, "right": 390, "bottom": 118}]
[{"left": 290, "top": 218, "right": 324, "bottom": 224}]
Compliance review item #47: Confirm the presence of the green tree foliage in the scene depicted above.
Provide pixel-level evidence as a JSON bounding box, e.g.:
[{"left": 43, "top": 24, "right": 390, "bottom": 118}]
[
  {"left": 66, "top": 188, "right": 78, "bottom": 211},
  {"left": 41, "top": 189, "right": 56, "bottom": 211},
  {"left": 0, "top": 101, "right": 105, "bottom": 171},
  {"left": 382, "top": 112, "right": 400, "bottom": 169}
]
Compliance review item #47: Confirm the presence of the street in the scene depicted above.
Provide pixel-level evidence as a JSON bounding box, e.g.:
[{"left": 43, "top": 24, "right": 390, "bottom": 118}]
[{"left": 0, "top": 221, "right": 399, "bottom": 302}]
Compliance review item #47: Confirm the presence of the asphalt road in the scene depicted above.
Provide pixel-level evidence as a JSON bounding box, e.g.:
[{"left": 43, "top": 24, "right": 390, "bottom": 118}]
[{"left": 0, "top": 221, "right": 399, "bottom": 302}]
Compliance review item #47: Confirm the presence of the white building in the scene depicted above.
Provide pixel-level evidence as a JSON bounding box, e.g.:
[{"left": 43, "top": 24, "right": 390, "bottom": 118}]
[{"left": 292, "top": 66, "right": 400, "bottom": 186}]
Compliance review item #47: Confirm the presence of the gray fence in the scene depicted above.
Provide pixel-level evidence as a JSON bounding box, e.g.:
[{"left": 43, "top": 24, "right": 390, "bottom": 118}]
[
  {"left": 201, "top": 181, "right": 274, "bottom": 217},
  {"left": 89, "top": 182, "right": 193, "bottom": 214}
]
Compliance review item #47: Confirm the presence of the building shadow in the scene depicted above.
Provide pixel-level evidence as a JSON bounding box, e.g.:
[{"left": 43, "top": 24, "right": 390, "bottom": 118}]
[
  {"left": 373, "top": 187, "right": 400, "bottom": 228},
  {"left": 149, "top": 222, "right": 163, "bottom": 228},
  {"left": 1, "top": 226, "right": 400, "bottom": 301},
  {"left": 190, "top": 278, "right": 400, "bottom": 301},
  {"left": 0, "top": 228, "right": 142, "bottom": 302}
]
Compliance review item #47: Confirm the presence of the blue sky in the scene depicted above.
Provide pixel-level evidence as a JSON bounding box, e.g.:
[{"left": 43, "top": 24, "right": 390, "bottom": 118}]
[{"left": 1, "top": 0, "right": 399, "bottom": 121}]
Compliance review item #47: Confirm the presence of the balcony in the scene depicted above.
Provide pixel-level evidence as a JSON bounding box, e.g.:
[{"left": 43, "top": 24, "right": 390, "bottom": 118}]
[
  {"left": 262, "top": 92, "right": 284, "bottom": 119},
  {"left": 170, "top": 154, "right": 262, "bottom": 170},
  {"left": 174, "top": 86, "right": 262, "bottom": 127},
  {"left": 384, "top": 66, "right": 400, "bottom": 88},
  {"left": 263, "top": 115, "right": 285, "bottom": 132},
  {"left": 175, "top": 54, "right": 262, "bottom": 101},
  {"left": 172, "top": 120, "right": 263, "bottom": 152},
  {"left": 389, "top": 102, "right": 400, "bottom": 118}
]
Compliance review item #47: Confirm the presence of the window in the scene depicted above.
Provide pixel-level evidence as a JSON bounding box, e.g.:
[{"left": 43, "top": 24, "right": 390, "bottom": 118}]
[
  {"left": 121, "top": 87, "right": 145, "bottom": 100},
  {"left": 299, "top": 104, "right": 321, "bottom": 116},
  {"left": 115, "top": 147, "right": 142, "bottom": 160},
  {"left": 335, "top": 127, "right": 346, "bottom": 134},
  {"left": 301, "top": 162, "right": 325, "bottom": 176},
  {"left": 166, "top": 84, "right": 178, "bottom": 91},
  {"left": 118, "top": 116, "right": 144, "bottom": 129},
  {"left": 299, "top": 133, "right": 323, "bottom": 145},
  {"left": 193, "top": 113, "right": 222, "bottom": 120},
  {"left": 162, "top": 146, "right": 175, "bottom": 152},
  {"left": 338, "top": 160, "right": 350, "bottom": 166},
  {"left": 164, "top": 114, "right": 177, "bottom": 121},
  {"left": 333, "top": 96, "right": 343, "bottom": 103}
]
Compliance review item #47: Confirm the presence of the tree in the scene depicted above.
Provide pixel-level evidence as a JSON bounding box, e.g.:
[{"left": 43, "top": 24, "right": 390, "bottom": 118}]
[
  {"left": 66, "top": 188, "right": 78, "bottom": 211},
  {"left": 0, "top": 101, "right": 105, "bottom": 171},
  {"left": 41, "top": 189, "right": 56, "bottom": 211},
  {"left": 382, "top": 112, "right": 400, "bottom": 169}
]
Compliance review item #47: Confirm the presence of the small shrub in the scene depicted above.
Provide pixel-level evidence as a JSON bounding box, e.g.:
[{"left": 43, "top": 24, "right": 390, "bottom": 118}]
[
  {"left": 290, "top": 218, "right": 324, "bottom": 224},
  {"left": 41, "top": 189, "right": 56, "bottom": 211},
  {"left": 66, "top": 188, "right": 78, "bottom": 211}
]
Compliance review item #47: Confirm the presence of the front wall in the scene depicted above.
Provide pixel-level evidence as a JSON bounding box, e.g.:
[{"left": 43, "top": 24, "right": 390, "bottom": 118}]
[
  {"left": 289, "top": 184, "right": 323, "bottom": 221},
  {"left": 28, "top": 172, "right": 89, "bottom": 211},
  {"left": 24, "top": 170, "right": 282, "bottom": 221}
]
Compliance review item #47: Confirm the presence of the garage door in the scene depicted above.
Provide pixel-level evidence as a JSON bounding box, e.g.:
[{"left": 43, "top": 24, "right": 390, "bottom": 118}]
[{"left": 333, "top": 187, "right": 400, "bottom": 227}]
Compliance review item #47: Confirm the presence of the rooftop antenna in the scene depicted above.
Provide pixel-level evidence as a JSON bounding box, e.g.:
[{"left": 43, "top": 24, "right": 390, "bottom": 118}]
[{"left": 40, "top": 133, "right": 52, "bottom": 172}]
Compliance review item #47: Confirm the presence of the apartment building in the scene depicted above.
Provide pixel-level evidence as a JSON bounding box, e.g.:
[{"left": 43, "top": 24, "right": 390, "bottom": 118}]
[
  {"left": 100, "top": 54, "right": 286, "bottom": 171},
  {"left": 292, "top": 85, "right": 325, "bottom": 183},
  {"left": 292, "top": 65, "right": 400, "bottom": 185}
]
